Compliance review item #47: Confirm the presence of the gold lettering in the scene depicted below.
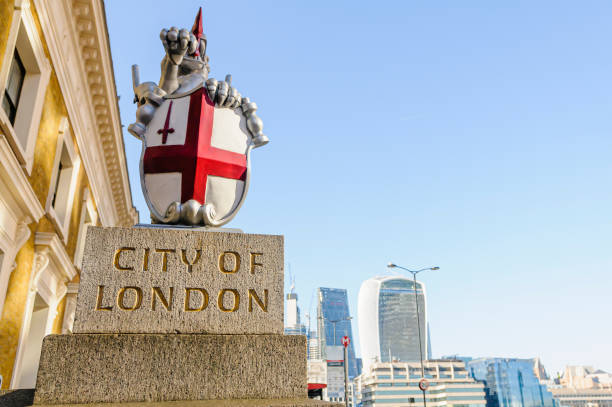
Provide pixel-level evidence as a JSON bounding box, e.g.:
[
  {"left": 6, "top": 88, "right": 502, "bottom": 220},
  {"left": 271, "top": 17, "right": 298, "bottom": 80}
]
[
  {"left": 249, "top": 252, "right": 263, "bottom": 274},
  {"left": 117, "top": 286, "right": 143, "bottom": 311},
  {"left": 184, "top": 288, "right": 209, "bottom": 312},
  {"left": 248, "top": 289, "right": 268, "bottom": 312},
  {"left": 113, "top": 247, "right": 135, "bottom": 271},
  {"left": 152, "top": 287, "right": 173, "bottom": 311},
  {"left": 155, "top": 249, "right": 175, "bottom": 272},
  {"left": 95, "top": 285, "right": 113, "bottom": 311},
  {"left": 218, "top": 288, "right": 240, "bottom": 312},
  {"left": 143, "top": 248, "right": 150, "bottom": 271},
  {"left": 218, "top": 251, "right": 240, "bottom": 274},
  {"left": 180, "top": 249, "right": 202, "bottom": 273}
]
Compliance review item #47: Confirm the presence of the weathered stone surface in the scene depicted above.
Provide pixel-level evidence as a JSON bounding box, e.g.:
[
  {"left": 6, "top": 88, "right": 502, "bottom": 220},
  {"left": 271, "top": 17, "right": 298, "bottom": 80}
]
[
  {"left": 34, "top": 334, "right": 307, "bottom": 405},
  {"left": 73, "top": 227, "right": 283, "bottom": 334},
  {"left": 33, "top": 398, "right": 340, "bottom": 407},
  {"left": 0, "top": 391, "right": 340, "bottom": 407}
]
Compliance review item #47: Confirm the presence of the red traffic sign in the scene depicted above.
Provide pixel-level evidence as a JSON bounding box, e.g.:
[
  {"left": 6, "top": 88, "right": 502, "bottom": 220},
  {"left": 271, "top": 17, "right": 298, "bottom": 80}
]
[
  {"left": 419, "top": 378, "right": 430, "bottom": 391},
  {"left": 341, "top": 336, "right": 350, "bottom": 348}
]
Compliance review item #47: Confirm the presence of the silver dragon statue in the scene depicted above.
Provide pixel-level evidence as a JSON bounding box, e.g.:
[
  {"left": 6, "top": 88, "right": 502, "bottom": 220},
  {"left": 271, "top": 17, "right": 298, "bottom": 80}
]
[
  {"left": 127, "top": 8, "right": 268, "bottom": 227},
  {"left": 128, "top": 8, "right": 267, "bottom": 146}
]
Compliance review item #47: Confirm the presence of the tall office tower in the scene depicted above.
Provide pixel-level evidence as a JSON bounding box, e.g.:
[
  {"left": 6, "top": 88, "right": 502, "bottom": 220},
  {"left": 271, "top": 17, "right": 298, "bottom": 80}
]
[
  {"left": 358, "top": 276, "right": 428, "bottom": 373},
  {"left": 284, "top": 291, "right": 306, "bottom": 335},
  {"left": 308, "top": 335, "right": 321, "bottom": 360},
  {"left": 316, "top": 287, "right": 358, "bottom": 379},
  {"left": 468, "top": 358, "right": 555, "bottom": 407}
]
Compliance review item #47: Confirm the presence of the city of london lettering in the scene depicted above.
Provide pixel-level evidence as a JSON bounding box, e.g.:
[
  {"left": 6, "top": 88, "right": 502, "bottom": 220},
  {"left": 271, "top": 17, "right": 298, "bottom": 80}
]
[
  {"left": 95, "top": 286, "right": 268, "bottom": 313},
  {"left": 112, "top": 247, "right": 264, "bottom": 274}
]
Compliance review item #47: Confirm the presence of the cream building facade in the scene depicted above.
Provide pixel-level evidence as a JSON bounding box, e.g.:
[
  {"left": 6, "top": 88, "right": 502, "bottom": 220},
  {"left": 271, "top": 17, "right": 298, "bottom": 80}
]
[
  {"left": 548, "top": 366, "right": 612, "bottom": 407},
  {"left": 354, "top": 360, "right": 487, "bottom": 407},
  {"left": 0, "top": 0, "right": 137, "bottom": 389}
]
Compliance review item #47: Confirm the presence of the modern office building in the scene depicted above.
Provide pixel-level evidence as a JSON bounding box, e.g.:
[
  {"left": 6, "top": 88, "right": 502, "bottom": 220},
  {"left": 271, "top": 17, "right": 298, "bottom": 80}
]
[
  {"left": 308, "top": 334, "right": 321, "bottom": 360},
  {"left": 358, "top": 276, "right": 428, "bottom": 373},
  {"left": 468, "top": 358, "right": 555, "bottom": 407},
  {"left": 547, "top": 365, "right": 612, "bottom": 407},
  {"left": 551, "top": 388, "right": 612, "bottom": 407},
  {"left": 316, "top": 287, "right": 358, "bottom": 379},
  {"left": 284, "top": 292, "right": 307, "bottom": 336},
  {"left": 354, "top": 359, "right": 487, "bottom": 407}
]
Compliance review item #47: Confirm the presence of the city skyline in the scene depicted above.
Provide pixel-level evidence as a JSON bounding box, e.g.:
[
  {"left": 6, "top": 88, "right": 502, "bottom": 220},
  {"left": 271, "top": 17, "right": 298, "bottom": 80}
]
[
  {"left": 106, "top": 1, "right": 612, "bottom": 376},
  {"left": 288, "top": 274, "right": 605, "bottom": 380}
]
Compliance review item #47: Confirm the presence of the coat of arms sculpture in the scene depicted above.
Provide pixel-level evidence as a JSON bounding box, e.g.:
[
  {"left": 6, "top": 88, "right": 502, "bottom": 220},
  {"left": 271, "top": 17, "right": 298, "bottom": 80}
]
[{"left": 128, "top": 8, "right": 268, "bottom": 227}]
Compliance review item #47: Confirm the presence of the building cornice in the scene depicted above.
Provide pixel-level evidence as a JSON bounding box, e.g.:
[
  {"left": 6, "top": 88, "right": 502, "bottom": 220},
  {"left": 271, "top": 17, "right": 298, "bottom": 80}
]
[{"left": 32, "top": 0, "right": 138, "bottom": 226}]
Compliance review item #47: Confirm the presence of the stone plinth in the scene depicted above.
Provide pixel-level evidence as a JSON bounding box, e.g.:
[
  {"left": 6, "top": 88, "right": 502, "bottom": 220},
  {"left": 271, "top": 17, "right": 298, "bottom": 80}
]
[
  {"left": 34, "top": 334, "right": 306, "bottom": 405},
  {"left": 73, "top": 227, "right": 283, "bottom": 334},
  {"left": 33, "top": 398, "right": 340, "bottom": 407},
  {"left": 31, "top": 226, "right": 328, "bottom": 406}
]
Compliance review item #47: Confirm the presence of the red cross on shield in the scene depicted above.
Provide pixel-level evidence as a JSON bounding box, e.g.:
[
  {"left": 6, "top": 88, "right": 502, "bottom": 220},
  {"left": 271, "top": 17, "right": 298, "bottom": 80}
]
[{"left": 140, "top": 87, "right": 252, "bottom": 225}]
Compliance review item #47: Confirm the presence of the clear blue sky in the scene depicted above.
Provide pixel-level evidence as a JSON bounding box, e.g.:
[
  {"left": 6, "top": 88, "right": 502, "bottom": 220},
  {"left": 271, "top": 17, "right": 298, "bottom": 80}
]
[{"left": 105, "top": 1, "right": 612, "bottom": 376}]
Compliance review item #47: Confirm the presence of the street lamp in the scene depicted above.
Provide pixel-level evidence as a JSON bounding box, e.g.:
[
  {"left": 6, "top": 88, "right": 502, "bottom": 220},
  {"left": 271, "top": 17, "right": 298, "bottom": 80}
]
[
  {"left": 387, "top": 263, "right": 439, "bottom": 407},
  {"left": 318, "top": 315, "right": 352, "bottom": 346}
]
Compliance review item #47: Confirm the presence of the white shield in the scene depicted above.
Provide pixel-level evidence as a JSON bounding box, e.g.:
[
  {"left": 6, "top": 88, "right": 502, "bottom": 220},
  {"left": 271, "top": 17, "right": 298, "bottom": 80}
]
[{"left": 139, "top": 88, "right": 252, "bottom": 226}]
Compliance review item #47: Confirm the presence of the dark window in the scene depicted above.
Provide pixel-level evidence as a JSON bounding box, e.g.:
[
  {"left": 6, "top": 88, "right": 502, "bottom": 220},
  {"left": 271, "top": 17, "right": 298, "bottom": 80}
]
[{"left": 2, "top": 49, "right": 25, "bottom": 125}]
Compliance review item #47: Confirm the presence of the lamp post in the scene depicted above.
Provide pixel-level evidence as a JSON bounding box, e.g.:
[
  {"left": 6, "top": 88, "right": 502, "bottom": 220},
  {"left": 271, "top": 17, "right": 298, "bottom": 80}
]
[
  {"left": 387, "top": 263, "right": 439, "bottom": 407},
  {"left": 319, "top": 315, "right": 352, "bottom": 404}
]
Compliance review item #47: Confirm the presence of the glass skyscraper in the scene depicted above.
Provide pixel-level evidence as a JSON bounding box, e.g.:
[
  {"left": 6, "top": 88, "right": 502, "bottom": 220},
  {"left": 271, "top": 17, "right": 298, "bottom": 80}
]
[
  {"left": 316, "top": 287, "right": 358, "bottom": 379},
  {"left": 468, "top": 358, "right": 555, "bottom": 407},
  {"left": 358, "top": 276, "right": 428, "bottom": 373}
]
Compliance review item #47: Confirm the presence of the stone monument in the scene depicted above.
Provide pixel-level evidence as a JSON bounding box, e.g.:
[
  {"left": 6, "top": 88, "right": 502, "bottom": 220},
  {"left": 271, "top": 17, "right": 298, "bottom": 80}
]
[{"left": 22, "top": 8, "right": 338, "bottom": 407}]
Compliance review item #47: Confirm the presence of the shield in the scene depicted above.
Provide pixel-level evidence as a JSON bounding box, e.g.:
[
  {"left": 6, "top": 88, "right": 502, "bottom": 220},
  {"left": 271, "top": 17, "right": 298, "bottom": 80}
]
[{"left": 139, "top": 87, "right": 252, "bottom": 227}]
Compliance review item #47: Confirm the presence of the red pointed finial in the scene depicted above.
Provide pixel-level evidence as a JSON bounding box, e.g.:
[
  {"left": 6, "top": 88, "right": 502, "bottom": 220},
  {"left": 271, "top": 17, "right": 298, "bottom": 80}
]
[{"left": 192, "top": 7, "right": 203, "bottom": 57}]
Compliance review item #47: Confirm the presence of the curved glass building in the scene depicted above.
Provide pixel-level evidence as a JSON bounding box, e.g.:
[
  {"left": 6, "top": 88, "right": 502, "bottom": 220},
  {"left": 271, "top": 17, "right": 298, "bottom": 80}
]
[{"left": 358, "top": 276, "right": 428, "bottom": 373}]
